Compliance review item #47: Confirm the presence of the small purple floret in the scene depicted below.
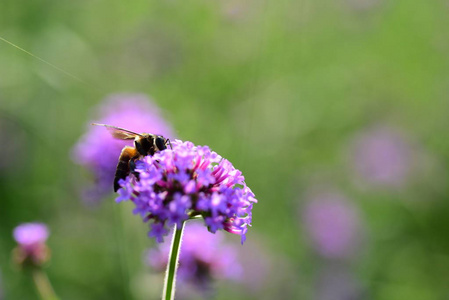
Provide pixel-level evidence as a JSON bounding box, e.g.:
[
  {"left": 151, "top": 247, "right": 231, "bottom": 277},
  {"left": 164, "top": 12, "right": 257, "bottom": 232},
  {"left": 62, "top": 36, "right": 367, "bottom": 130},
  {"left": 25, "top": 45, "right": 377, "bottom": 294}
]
[{"left": 117, "top": 140, "right": 257, "bottom": 243}]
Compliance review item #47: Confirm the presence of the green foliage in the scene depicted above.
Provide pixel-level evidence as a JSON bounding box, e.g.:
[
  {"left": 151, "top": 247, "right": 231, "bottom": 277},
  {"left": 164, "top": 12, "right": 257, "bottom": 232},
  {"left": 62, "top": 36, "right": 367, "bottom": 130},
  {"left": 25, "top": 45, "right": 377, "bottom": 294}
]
[{"left": 1, "top": 0, "right": 449, "bottom": 299}]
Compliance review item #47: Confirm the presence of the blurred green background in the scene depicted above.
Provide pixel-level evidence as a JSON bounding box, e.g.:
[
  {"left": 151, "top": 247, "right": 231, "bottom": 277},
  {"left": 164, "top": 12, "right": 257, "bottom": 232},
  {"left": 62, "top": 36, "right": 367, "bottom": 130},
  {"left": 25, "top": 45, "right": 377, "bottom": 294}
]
[{"left": 2, "top": 0, "right": 449, "bottom": 299}]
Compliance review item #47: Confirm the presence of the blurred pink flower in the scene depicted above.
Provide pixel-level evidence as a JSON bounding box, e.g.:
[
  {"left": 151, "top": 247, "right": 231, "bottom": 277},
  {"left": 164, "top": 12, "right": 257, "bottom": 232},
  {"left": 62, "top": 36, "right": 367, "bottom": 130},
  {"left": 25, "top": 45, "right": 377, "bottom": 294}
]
[
  {"left": 238, "top": 238, "right": 273, "bottom": 292},
  {"left": 350, "top": 126, "right": 412, "bottom": 188},
  {"left": 146, "top": 221, "right": 242, "bottom": 293},
  {"left": 303, "top": 189, "right": 362, "bottom": 259},
  {"left": 72, "top": 93, "right": 175, "bottom": 205},
  {"left": 13, "top": 223, "right": 50, "bottom": 266},
  {"left": 13, "top": 223, "right": 49, "bottom": 248},
  {"left": 315, "top": 264, "right": 363, "bottom": 300}
]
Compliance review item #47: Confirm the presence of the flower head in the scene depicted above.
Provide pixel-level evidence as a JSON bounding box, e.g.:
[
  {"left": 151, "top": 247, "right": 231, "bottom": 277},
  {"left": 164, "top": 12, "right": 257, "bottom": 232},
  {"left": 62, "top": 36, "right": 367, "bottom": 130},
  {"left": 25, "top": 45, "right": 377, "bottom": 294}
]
[
  {"left": 72, "top": 94, "right": 174, "bottom": 205},
  {"left": 146, "top": 222, "right": 242, "bottom": 291},
  {"left": 12, "top": 223, "right": 50, "bottom": 267},
  {"left": 117, "top": 140, "right": 257, "bottom": 244}
]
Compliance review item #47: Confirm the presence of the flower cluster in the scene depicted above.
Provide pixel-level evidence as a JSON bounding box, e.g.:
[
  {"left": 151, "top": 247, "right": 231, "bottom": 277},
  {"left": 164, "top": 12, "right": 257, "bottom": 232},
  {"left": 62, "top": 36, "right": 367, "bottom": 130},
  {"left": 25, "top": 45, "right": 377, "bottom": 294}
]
[
  {"left": 146, "top": 222, "right": 242, "bottom": 292},
  {"left": 13, "top": 223, "right": 50, "bottom": 267},
  {"left": 117, "top": 140, "right": 257, "bottom": 244},
  {"left": 72, "top": 94, "right": 174, "bottom": 205}
]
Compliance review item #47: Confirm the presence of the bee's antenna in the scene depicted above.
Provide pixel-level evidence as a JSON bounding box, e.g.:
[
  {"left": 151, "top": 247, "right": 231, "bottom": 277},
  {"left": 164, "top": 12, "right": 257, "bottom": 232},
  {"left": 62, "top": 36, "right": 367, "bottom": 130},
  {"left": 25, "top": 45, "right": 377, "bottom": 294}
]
[{"left": 0, "top": 35, "right": 92, "bottom": 88}]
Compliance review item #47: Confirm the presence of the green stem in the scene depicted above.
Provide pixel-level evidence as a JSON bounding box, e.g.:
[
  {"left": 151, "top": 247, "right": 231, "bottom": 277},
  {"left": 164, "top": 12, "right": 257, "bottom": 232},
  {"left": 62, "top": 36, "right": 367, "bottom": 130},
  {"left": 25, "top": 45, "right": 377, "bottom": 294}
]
[
  {"left": 112, "top": 201, "right": 132, "bottom": 300},
  {"left": 32, "top": 269, "right": 59, "bottom": 300},
  {"left": 162, "top": 222, "right": 185, "bottom": 300}
]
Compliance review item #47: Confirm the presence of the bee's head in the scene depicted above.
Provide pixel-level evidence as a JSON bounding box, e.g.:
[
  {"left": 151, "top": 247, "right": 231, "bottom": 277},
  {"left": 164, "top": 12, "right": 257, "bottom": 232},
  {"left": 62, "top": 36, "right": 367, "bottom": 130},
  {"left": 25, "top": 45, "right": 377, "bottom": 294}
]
[{"left": 155, "top": 135, "right": 167, "bottom": 151}]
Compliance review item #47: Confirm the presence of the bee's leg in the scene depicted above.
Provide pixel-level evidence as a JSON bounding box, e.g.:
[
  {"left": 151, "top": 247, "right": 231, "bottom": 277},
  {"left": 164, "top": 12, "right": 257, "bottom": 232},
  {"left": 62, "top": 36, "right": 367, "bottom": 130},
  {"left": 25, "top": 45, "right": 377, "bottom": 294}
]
[
  {"left": 114, "top": 146, "right": 138, "bottom": 192},
  {"left": 166, "top": 139, "right": 173, "bottom": 149},
  {"left": 129, "top": 158, "right": 139, "bottom": 177}
]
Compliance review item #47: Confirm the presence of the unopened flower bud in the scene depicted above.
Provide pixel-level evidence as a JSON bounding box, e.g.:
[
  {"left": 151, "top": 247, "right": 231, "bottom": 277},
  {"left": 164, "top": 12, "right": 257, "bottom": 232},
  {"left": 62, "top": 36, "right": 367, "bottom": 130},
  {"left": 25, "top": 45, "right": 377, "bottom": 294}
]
[{"left": 12, "top": 223, "right": 50, "bottom": 268}]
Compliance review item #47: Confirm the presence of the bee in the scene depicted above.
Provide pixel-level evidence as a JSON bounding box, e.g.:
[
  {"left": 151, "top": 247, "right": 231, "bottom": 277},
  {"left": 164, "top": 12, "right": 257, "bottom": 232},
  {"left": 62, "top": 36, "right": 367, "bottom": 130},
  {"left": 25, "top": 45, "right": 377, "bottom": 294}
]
[{"left": 92, "top": 123, "right": 171, "bottom": 192}]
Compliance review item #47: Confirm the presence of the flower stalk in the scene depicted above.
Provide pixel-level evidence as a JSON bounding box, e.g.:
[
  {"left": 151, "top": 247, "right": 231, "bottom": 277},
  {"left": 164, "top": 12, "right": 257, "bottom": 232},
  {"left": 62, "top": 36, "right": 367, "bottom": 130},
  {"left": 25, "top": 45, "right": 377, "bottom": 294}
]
[
  {"left": 162, "top": 222, "right": 185, "bottom": 300},
  {"left": 32, "top": 268, "right": 59, "bottom": 300}
]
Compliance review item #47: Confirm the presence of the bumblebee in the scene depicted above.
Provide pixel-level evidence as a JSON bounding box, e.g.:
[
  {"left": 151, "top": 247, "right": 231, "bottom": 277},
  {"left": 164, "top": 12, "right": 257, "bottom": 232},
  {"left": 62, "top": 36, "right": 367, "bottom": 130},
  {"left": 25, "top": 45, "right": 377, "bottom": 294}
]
[{"left": 92, "top": 123, "right": 171, "bottom": 192}]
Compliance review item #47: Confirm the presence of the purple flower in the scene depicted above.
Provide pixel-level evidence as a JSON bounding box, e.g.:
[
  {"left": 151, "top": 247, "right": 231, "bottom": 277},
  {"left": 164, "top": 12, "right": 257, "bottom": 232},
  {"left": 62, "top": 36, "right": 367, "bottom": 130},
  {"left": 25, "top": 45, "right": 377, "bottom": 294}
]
[
  {"left": 237, "top": 238, "right": 272, "bottom": 293},
  {"left": 146, "top": 222, "right": 242, "bottom": 291},
  {"left": 349, "top": 126, "right": 412, "bottom": 188},
  {"left": 303, "top": 189, "right": 362, "bottom": 259},
  {"left": 117, "top": 140, "right": 257, "bottom": 244},
  {"left": 13, "top": 223, "right": 49, "bottom": 248},
  {"left": 12, "top": 223, "right": 50, "bottom": 266},
  {"left": 72, "top": 94, "right": 174, "bottom": 205}
]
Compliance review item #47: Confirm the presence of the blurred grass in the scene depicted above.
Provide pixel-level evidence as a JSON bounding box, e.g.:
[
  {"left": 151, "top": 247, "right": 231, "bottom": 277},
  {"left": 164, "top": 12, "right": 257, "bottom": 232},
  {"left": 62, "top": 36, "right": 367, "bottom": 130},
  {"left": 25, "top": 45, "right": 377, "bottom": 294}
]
[{"left": 1, "top": 0, "right": 449, "bottom": 299}]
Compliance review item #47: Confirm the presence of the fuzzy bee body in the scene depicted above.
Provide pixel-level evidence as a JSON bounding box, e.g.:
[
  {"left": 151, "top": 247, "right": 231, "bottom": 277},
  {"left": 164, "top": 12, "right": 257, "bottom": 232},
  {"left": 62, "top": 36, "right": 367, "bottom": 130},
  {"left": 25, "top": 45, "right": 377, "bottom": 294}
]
[
  {"left": 115, "top": 146, "right": 139, "bottom": 192},
  {"left": 92, "top": 123, "right": 171, "bottom": 192}
]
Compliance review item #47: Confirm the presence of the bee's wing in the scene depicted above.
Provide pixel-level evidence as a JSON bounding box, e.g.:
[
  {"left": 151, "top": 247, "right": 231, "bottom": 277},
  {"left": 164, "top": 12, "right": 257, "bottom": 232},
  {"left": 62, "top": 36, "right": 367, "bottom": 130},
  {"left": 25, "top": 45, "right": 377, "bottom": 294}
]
[{"left": 91, "top": 123, "right": 142, "bottom": 140}]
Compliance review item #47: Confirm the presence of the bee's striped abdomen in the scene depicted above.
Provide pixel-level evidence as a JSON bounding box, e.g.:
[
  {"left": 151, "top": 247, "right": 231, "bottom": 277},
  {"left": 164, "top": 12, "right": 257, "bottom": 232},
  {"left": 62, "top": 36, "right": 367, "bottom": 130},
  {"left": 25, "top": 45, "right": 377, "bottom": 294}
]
[{"left": 114, "top": 146, "right": 139, "bottom": 192}]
